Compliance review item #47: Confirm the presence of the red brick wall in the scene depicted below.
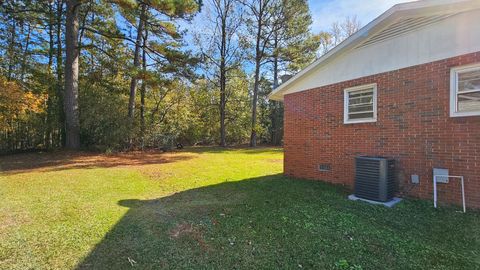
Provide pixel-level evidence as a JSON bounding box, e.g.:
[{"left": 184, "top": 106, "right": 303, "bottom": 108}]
[{"left": 283, "top": 52, "right": 480, "bottom": 208}]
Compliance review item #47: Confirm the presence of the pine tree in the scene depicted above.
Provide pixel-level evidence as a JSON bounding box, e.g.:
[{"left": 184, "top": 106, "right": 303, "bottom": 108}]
[
  {"left": 242, "top": 0, "right": 318, "bottom": 146},
  {"left": 118, "top": 0, "right": 201, "bottom": 121},
  {"left": 268, "top": 0, "right": 319, "bottom": 145},
  {"left": 64, "top": 0, "right": 81, "bottom": 149},
  {"left": 241, "top": 0, "right": 283, "bottom": 147}
]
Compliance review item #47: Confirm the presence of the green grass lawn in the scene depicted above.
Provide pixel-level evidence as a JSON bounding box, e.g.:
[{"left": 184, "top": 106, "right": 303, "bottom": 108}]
[{"left": 0, "top": 147, "right": 479, "bottom": 270}]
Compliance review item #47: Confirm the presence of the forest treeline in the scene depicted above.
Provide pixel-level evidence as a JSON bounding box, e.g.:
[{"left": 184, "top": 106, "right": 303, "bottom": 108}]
[{"left": 0, "top": 0, "right": 359, "bottom": 153}]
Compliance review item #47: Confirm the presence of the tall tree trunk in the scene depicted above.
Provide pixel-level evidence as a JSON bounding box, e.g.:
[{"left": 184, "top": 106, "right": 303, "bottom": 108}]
[
  {"left": 128, "top": 4, "right": 146, "bottom": 119},
  {"left": 140, "top": 29, "right": 148, "bottom": 144},
  {"left": 250, "top": 62, "right": 260, "bottom": 147},
  {"left": 250, "top": 12, "right": 263, "bottom": 147},
  {"left": 48, "top": 3, "right": 55, "bottom": 74},
  {"left": 20, "top": 24, "right": 32, "bottom": 81},
  {"left": 270, "top": 34, "right": 282, "bottom": 146},
  {"left": 219, "top": 8, "right": 227, "bottom": 147},
  {"left": 7, "top": 20, "right": 16, "bottom": 80},
  {"left": 271, "top": 34, "right": 278, "bottom": 144},
  {"left": 45, "top": 1, "right": 56, "bottom": 149},
  {"left": 57, "top": 0, "right": 66, "bottom": 147},
  {"left": 64, "top": 0, "right": 81, "bottom": 149},
  {"left": 272, "top": 40, "right": 279, "bottom": 89}
]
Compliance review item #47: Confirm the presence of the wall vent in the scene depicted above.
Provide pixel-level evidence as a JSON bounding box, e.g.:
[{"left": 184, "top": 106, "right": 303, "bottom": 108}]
[
  {"left": 354, "top": 156, "right": 396, "bottom": 202},
  {"left": 318, "top": 164, "right": 331, "bottom": 172},
  {"left": 355, "top": 13, "right": 458, "bottom": 49}
]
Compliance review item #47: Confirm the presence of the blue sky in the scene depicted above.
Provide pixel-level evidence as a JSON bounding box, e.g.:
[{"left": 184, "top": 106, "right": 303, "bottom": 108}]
[
  {"left": 184, "top": 0, "right": 416, "bottom": 41},
  {"left": 178, "top": 0, "right": 417, "bottom": 74},
  {"left": 308, "top": 0, "right": 415, "bottom": 32}
]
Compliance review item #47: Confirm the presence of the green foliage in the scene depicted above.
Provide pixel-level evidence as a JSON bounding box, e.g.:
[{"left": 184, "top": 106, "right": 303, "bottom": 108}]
[
  {"left": 191, "top": 69, "right": 251, "bottom": 145},
  {"left": 185, "top": 79, "right": 220, "bottom": 144},
  {"left": 79, "top": 82, "right": 135, "bottom": 151},
  {"left": 275, "top": 0, "right": 320, "bottom": 72},
  {"left": 185, "top": 70, "right": 251, "bottom": 145},
  {"left": 257, "top": 77, "right": 273, "bottom": 143},
  {"left": 224, "top": 71, "right": 251, "bottom": 143},
  {"left": 142, "top": 80, "right": 192, "bottom": 147},
  {"left": 148, "top": 0, "right": 201, "bottom": 17},
  {"left": 110, "top": 0, "right": 138, "bottom": 9}
]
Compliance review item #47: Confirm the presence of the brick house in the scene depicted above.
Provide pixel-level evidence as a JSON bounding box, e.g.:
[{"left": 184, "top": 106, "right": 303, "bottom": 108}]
[{"left": 269, "top": 0, "right": 480, "bottom": 208}]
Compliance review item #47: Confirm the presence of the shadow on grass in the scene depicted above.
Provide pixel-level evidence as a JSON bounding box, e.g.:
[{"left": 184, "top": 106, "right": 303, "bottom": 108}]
[
  {"left": 75, "top": 174, "right": 480, "bottom": 270},
  {"left": 0, "top": 150, "right": 195, "bottom": 175}
]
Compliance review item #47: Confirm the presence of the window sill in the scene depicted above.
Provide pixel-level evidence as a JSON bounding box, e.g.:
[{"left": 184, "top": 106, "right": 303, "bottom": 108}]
[
  {"left": 343, "top": 119, "right": 377, "bottom": 124},
  {"left": 450, "top": 111, "right": 480, "bottom": 117}
]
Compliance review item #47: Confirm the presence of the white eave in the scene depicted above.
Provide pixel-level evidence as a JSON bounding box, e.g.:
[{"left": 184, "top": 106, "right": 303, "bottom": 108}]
[{"left": 268, "top": 0, "right": 480, "bottom": 101}]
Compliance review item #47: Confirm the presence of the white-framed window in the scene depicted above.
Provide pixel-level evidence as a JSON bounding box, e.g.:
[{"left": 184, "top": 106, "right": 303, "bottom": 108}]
[
  {"left": 344, "top": 83, "right": 377, "bottom": 124},
  {"left": 450, "top": 63, "right": 480, "bottom": 117}
]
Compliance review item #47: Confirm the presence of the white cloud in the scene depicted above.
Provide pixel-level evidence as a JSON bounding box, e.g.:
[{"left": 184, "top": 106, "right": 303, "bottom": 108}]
[{"left": 309, "top": 0, "right": 416, "bottom": 33}]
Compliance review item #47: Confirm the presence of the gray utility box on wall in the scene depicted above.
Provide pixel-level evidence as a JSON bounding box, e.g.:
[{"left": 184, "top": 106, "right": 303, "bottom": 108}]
[{"left": 354, "top": 156, "right": 396, "bottom": 202}]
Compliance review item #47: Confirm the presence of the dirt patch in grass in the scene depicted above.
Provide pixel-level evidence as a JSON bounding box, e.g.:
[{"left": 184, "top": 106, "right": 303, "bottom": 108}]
[
  {"left": 141, "top": 169, "right": 180, "bottom": 180},
  {"left": 169, "top": 223, "right": 196, "bottom": 238},
  {"left": 0, "top": 150, "right": 196, "bottom": 174},
  {"left": 0, "top": 211, "right": 30, "bottom": 231},
  {"left": 169, "top": 223, "right": 209, "bottom": 251}
]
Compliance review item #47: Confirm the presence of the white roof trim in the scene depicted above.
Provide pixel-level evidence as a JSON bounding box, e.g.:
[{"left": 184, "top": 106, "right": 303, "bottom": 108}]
[{"left": 268, "top": 0, "right": 480, "bottom": 101}]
